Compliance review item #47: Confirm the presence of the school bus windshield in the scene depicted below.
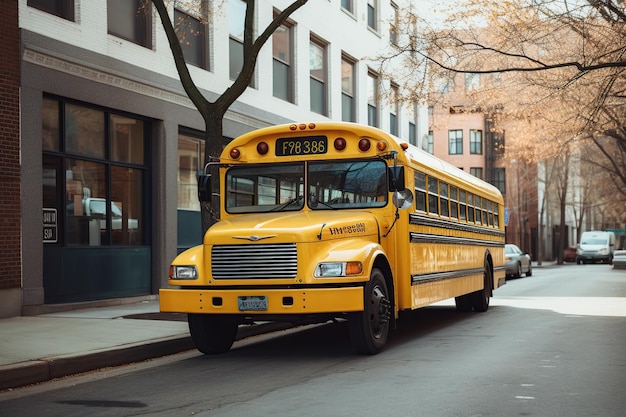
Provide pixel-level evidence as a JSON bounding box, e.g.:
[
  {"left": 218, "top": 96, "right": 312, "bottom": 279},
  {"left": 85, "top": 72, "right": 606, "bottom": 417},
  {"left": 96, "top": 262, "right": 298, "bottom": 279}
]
[{"left": 226, "top": 159, "right": 388, "bottom": 213}]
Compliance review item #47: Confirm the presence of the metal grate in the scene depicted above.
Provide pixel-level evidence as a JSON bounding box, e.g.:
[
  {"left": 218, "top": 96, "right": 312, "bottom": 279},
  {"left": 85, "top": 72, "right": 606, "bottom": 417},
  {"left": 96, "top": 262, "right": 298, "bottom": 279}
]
[{"left": 211, "top": 243, "right": 298, "bottom": 279}]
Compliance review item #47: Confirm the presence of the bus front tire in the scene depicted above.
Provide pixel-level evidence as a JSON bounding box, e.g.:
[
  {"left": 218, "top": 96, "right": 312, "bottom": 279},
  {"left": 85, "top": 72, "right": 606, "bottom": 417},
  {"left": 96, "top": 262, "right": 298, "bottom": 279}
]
[
  {"left": 348, "top": 268, "right": 391, "bottom": 355},
  {"left": 188, "top": 314, "right": 238, "bottom": 354}
]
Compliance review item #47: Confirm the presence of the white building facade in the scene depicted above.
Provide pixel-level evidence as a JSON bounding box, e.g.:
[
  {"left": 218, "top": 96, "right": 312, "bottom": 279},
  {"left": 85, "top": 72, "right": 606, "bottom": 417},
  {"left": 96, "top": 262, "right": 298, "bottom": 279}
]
[{"left": 9, "top": 0, "right": 428, "bottom": 316}]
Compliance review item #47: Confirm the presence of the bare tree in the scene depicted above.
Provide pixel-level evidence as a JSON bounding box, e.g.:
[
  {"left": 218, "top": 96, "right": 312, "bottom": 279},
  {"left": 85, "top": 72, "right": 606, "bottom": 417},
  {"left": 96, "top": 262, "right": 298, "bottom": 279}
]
[{"left": 152, "top": 0, "right": 308, "bottom": 232}]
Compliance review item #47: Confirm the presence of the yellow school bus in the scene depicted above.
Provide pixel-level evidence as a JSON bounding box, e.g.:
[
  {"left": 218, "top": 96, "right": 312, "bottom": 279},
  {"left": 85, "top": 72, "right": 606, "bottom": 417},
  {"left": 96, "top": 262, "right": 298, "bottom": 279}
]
[{"left": 160, "top": 122, "right": 505, "bottom": 354}]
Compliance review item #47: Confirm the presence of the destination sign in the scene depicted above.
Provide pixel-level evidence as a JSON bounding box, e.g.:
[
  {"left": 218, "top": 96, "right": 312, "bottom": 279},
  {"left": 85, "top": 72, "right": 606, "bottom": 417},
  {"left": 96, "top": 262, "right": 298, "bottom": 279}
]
[{"left": 276, "top": 136, "right": 327, "bottom": 156}]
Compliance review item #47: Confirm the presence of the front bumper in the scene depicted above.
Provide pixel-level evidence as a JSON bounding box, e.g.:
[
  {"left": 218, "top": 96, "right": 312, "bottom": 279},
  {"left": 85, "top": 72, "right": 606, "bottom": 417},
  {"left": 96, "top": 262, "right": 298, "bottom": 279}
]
[
  {"left": 577, "top": 254, "right": 611, "bottom": 262},
  {"left": 160, "top": 286, "right": 364, "bottom": 315}
]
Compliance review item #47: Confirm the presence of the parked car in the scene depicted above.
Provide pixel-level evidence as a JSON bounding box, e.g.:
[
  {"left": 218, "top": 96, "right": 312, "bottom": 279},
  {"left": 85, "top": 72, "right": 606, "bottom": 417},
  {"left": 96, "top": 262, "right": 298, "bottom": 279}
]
[
  {"left": 505, "top": 244, "right": 532, "bottom": 278},
  {"left": 613, "top": 250, "right": 626, "bottom": 270},
  {"left": 563, "top": 245, "right": 577, "bottom": 262}
]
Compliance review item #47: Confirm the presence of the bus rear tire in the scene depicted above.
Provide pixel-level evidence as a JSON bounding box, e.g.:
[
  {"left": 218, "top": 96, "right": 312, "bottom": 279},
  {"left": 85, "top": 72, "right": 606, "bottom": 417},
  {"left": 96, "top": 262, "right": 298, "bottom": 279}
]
[
  {"left": 348, "top": 268, "right": 391, "bottom": 355},
  {"left": 188, "top": 314, "right": 238, "bottom": 354},
  {"left": 454, "top": 260, "right": 492, "bottom": 312}
]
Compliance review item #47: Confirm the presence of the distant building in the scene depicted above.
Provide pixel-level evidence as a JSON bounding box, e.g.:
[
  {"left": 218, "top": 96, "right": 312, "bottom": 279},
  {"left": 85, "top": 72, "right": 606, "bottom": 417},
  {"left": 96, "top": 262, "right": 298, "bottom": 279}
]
[{"left": 426, "top": 71, "right": 539, "bottom": 259}]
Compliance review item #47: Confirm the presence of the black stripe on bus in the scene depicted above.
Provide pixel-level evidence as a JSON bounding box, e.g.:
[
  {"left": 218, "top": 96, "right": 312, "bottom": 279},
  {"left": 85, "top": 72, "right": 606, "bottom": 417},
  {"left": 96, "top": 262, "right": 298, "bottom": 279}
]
[
  {"left": 411, "top": 267, "right": 484, "bottom": 285},
  {"left": 409, "top": 213, "right": 506, "bottom": 238},
  {"left": 410, "top": 232, "right": 504, "bottom": 247}
]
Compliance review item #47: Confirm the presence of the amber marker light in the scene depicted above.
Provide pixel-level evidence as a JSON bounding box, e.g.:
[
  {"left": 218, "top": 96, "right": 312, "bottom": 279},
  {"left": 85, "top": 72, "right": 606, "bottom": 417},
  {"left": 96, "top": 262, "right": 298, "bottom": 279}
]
[
  {"left": 377, "top": 141, "right": 388, "bottom": 151},
  {"left": 289, "top": 124, "right": 298, "bottom": 130},
  {"left": 358, "top": 138, "right": 371, "bottom": 152},
  {"left": 257, "top": 142, "right": 269, "bottom": 155},
  {"left": 299, "top": 123, "right": 307, "bottom": 130},
  {"left": 308, "top": 123, "right": 316, "bottom": 129},
  {"left": 334, "top": 137, "right": 347, "bottom": 151},
  {"left": 400, "top": 143, "right": 409, "bottom": 150},
  {"left": 230, "top": 148, "right": 241, "bottom": 159}
]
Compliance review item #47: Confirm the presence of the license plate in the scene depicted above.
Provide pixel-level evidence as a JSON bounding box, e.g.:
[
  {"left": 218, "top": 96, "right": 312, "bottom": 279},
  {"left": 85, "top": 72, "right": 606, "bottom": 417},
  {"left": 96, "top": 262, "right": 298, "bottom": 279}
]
[{"left": 238, "top": 296, "right": 268, "bottom": 311}]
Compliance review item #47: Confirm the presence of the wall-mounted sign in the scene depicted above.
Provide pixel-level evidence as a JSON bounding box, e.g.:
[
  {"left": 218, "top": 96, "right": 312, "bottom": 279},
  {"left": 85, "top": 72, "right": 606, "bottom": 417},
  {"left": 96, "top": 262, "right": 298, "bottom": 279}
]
[{"left": 43, "top": 208, "right": 57, "bottom": 243}]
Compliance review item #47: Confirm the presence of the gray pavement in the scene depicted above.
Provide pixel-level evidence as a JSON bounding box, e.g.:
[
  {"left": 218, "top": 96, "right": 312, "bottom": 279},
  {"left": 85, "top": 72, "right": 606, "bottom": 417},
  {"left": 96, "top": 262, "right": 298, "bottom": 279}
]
[
  {"left": 0, "top": 299, "right": 288, "bottom": 392},
  {"left": 0, "top": 261, "right": 559, "bottom": 392}
]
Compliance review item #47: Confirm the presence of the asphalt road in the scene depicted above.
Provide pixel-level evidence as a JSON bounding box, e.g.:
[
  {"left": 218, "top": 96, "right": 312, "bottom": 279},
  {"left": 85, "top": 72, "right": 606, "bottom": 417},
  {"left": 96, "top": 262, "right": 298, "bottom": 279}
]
[{"left": 1, "top": 263, "right": 625, "bottom": 417}]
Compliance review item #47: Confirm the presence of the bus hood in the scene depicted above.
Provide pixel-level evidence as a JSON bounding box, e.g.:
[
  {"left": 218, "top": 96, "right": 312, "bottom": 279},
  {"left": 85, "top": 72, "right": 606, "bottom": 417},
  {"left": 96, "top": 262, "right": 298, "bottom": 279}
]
[{"left": 205, "top": 211, "right": 380, "bottom": 244}]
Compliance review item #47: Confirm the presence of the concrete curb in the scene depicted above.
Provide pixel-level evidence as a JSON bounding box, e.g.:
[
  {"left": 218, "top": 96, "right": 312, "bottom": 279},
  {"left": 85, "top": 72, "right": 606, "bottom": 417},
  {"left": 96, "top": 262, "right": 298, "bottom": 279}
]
[{"left": 0, "top": 321, "right": 293, "bottom": 392}]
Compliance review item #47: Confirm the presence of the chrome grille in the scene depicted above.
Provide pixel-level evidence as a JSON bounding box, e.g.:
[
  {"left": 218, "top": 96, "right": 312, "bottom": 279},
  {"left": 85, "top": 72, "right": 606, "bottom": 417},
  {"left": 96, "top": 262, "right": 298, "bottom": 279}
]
[{"left": 211, "top": 243, "right": 298, "bottom": 279}]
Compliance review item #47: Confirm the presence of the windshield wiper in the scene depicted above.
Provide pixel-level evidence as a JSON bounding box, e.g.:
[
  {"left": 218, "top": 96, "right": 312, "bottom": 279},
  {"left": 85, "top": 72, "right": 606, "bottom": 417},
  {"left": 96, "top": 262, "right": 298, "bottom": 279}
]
[
  {"left": 308, "top": 193, "right": 337, "bottom": 210},
  {"left": 272, "top": 195, "right": 304, "bottom": 211}
]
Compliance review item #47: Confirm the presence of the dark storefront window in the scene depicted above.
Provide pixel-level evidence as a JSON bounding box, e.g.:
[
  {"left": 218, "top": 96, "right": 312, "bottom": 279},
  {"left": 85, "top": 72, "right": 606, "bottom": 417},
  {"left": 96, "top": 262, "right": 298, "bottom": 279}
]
[{"left": 42, "top": 97, "right": 150, "bottom": 303}]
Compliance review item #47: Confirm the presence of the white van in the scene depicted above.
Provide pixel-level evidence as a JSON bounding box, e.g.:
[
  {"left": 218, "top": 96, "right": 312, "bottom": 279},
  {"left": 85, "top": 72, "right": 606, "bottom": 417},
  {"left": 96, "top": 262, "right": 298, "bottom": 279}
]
[{"left": 576, "top": 231, "right": 616, "bottom": 264}]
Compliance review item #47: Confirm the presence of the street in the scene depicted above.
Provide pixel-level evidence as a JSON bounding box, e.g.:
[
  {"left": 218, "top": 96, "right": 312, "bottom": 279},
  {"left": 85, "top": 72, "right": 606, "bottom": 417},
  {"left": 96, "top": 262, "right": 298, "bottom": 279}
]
[{"left": 1, "top": 263, "right": 625, "bottom": 417}]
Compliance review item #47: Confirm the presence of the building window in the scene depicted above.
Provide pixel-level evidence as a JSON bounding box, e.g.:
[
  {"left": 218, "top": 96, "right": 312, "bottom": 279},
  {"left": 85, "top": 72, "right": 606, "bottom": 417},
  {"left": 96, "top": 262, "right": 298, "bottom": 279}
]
[
  {"left": 367, "top": 0, "right": 378, "bottom": 31},
  {"left": 448, "top": 129, "right": 463, "bottom": 155},
  {"left": 470, "top": 167, "right": 483, "bottom": 179},
  {"left": 390, "top": 84, "right": 399, "bottom": 136},
  {"left": 492, "top": 167, "right": 506, "bottom": 195},
  {"left": 43, "top": 97, "right": 147, "bottom": 247},
  {"left": 341, "top": 55, "right": 356, "bottom": 122},
  {"left": 390, "top": 2, "right": 398, "bottom": 45},
  {"left": 424, "top": 131, "right": 434, "bottom": 154},
  {"left": 273, "top": 21, "right": 294, "bottom": 102},
  {"left": 229, "top": 0, "right": 246, "bottom": 81},
  {"left": 28, "top": 0, "right": 74, "bottom": 20},
  {"left": 341, "top": 0, "right": 353, "bottom": 14},
  {"left": 408, "top": 123, "right": 416, "bottom": 145},
  {"left": 310, "top": 37, "right": 328, "bottom": 116},
  {"left": 178, "top": 134, "right": 205, "bottom": 211},
  {"left": 465, "top": 73, "right": 480, "bottom": 91},
  {"left": 470, "top": 129, "right": 483, "bottom": 154},
  {"left": 367, "top": 71, "right": 379, "bottom": 127},
  {"left": 174, "top": 8, "right": 209, "bottom": 70},
  {"left": 107, "top": 0, "right": 152, "bottom": 49}
]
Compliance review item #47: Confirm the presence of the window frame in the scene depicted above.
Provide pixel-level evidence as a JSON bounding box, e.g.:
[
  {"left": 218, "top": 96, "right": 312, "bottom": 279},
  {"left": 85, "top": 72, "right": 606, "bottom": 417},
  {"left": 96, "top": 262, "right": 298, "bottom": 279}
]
[
  {"left": 309, "top": 36, "right": 328, "bottom": 116},
  {"left": 272, "top": 18, "right": 295, "bottom": 103},
  {"left": 174, "top": 8, "right": 210, "bottom": 70},
  {"left": 28, "top": 0, "right": 74, "bottom": 21},
  {"left": 448, "top": 129, "right": 463, "bottom": 155},
  {"left": 470, "top": 129, "right": 483, "bottom": 154},
  {"left": 107, "top": 0, "right": 153, "bottom": 49}
]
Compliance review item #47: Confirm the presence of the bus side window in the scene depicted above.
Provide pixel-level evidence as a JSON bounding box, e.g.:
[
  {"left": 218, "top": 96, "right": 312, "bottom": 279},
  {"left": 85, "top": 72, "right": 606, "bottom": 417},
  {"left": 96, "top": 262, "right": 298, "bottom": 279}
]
[
  {"left": 428, "top": 176, "right": 439, "bottom": 215},
  {"left": 440, "top": 182, "right": 449, "bottom": 217},
  {"left": 459, "top": 190, "right": 467, "bottom": 221},
  {"left": 467, "top": 193, "right": 475, "bottom": 223},
  {"left": 414, "top": 172, "right": 426, "bottom": 212},
  {"left": 482, "top": 198, "right": 488, "bottom": 226},
  {"left": 450, "top": 186, "right": 459, "bottom": 219},
  {"left": 494, "top": 202, "right": 500, "bottom": 227}
]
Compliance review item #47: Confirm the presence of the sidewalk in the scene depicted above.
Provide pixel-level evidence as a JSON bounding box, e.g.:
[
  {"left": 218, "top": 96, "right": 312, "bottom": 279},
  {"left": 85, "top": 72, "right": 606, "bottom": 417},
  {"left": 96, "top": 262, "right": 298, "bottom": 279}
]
[{"left": 0, "top": 299, "right": 283, "bottom": 392}]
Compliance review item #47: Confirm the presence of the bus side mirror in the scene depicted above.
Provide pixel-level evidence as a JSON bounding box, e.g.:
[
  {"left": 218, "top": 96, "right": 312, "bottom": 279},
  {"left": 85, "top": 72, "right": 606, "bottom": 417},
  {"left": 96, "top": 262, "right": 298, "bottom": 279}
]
[
  {"left": 388, "top": 166, "right": 405, "bottom": 192},
  {"left": 197, "top": 174, "right": 211, "bottom": 202}
]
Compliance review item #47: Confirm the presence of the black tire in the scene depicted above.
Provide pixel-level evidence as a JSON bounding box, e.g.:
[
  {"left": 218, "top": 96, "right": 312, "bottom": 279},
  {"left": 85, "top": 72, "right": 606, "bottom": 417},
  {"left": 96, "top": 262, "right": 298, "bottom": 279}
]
[
  {"left": 526, "top": 263, "right": 533, "bottom": 277},
  {"left": 515, "top": 263, "right": 522, "bottom": 278},
  {"left": 471, "top": 260, "right": 492, "bottom": 312},
  {"left": 188, "top": 314, "right": 238, "bottom": 354},
  {"left": 457, "top": 260, "right": 492, "bottom": 313},
  {"left": 454, "top": 293, "right": 473, "bottom": 312},
  {"left": 348, "top": 268, "right": 391, "bottom": 355}
]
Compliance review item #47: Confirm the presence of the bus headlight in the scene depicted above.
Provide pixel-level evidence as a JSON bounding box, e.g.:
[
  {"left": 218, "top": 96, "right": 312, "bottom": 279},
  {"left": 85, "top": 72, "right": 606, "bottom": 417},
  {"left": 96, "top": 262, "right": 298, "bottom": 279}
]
[
  {"left": 314, "top": 261, "right": 362, "bottom": 277},
  {"left": 170, "top": 265, "right": 198, "bottom": 280}
]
